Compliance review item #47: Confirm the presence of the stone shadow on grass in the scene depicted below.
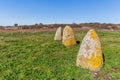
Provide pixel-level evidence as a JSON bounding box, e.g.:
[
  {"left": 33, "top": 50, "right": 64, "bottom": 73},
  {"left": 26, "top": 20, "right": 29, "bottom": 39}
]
[{"left": 76, "top": 41, "right": 80, "bottom": 44}]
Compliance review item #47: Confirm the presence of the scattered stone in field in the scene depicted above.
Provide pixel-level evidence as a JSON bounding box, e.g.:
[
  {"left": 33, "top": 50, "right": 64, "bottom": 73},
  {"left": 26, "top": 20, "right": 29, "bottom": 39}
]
[
  {"left": 76, "top": 29, "right": 103, "bottom": 72},
  {"left": 62, "top": 25, "right": 76, "bottom": 47},
  {"left": 54, "top": 27, "right": 62, "bottom": 40}
]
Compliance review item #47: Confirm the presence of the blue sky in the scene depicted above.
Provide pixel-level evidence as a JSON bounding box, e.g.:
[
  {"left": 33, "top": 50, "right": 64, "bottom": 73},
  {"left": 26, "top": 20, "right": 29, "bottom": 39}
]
[{"left": 0, "top": 0, "right": 120, "bottom": 26}]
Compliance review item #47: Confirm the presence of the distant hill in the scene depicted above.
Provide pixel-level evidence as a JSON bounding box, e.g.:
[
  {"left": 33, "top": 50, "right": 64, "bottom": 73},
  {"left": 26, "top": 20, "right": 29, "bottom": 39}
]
[{"left": 1, "top": 23, "right": 120, "bottom": 31}]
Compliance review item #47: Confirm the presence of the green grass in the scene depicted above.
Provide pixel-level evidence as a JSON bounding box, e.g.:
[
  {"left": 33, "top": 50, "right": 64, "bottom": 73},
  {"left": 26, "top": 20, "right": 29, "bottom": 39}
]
[{"left": 0, "top": 31, "right": 120, "bottom": 80}]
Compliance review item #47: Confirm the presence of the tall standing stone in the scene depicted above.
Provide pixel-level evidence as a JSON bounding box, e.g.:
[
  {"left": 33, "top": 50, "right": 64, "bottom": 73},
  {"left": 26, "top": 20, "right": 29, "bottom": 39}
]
[
  {"left": 62, "top": 26, "right": 76, "bottom": 47},
  {"left": 76, "top": 29, "right": 103, "bottom": 72},
  {"left": 54, "top": 27, "right": 62, "bottom": 40}
]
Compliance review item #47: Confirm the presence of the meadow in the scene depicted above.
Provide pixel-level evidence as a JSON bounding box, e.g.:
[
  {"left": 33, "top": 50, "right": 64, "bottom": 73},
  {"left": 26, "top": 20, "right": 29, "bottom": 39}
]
[{"left": 0, "top": 31, "right": 120, "bottom": 80}]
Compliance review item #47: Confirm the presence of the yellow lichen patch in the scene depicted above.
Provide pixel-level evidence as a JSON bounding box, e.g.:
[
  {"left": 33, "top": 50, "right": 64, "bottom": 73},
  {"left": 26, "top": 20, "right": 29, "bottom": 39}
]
[
  {"left": 77, "top": 53, "right": 103, "bottom": 72},
  {"left": 90, "top": 29, "right": 98, "bottom": 40},
  {"left": 62, "top": 26, "right": 76, "bottom": 47},
  {"left": 63, "top": 39, "right": 76, "bottom": 47},
  {"left": 87, "top": 54, "right": 103, "bottom": 71}
]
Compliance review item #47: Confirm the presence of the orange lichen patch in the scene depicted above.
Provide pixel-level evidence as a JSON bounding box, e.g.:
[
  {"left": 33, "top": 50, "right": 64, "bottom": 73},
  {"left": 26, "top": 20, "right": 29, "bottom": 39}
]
[{"left": 90, "top": 29, "right": 98, "bottom": 40}]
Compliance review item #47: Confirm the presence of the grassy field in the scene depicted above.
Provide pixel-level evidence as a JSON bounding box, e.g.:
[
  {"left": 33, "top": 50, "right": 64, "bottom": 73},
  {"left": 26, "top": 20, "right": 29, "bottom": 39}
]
[{"left": 0, "top": 31, "right": 120, "bottom": 80}]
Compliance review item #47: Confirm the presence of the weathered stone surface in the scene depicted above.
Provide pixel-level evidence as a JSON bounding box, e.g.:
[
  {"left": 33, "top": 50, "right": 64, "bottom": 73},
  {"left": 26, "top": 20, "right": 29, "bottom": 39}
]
[
  {"left": 76, "top": 29, "right": 103, "bottom": 72},
  {"left": 62, "top": 26, "right": 76, "bottom": 47},
  {"left": 54, "top": 27, "right": 62, "bottom": 40}
]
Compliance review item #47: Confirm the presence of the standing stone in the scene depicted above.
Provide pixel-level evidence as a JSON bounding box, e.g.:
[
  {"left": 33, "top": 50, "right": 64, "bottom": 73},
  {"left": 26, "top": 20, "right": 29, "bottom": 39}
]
[
  {"left": 76, "top": 29, "right": 103, "bottom": 72},
  {"left": 54, "top": 27, "right": 62, "bottom": 40},
  {"left": 62, "top": 26, "right": 76, "bottom": 47}
]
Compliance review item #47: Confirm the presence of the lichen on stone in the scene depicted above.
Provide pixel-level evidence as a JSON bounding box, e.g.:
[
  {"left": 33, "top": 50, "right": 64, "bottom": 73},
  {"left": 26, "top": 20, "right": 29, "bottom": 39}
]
[
  {"left": 76, "top": 29, "right": 103, "bottom": 72},
  {"left": 62, "top": 26, "right": 76, "bottom": 47}
]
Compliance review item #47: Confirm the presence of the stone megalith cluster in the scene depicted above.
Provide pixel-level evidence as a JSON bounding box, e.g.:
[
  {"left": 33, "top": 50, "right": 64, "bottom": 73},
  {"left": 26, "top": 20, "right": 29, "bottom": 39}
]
[
  {"left": 54, "top": 26, "right": 103, "bottom": 72},
  {"left": 54, "top": 27, "right": 62, "bottom": 40},
  {"left": 62, "top": 26, "right": 76, "bottom": 47},
  {"left": 54, "top": 25, "right": 76, "bottom": 47},
  {"left": 76, "top": 29, "right": 103, "bottom": 72}
]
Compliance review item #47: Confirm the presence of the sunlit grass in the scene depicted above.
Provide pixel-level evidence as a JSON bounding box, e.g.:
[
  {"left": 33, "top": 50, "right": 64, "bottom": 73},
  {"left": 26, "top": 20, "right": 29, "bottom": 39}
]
[{"left": 0, "top": 31, "right": 120, "bottom": 80}]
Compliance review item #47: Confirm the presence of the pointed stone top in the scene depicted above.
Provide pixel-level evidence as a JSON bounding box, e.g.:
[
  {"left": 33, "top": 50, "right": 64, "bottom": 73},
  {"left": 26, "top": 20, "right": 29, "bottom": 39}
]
[
  {"left": 64, "top": 25, "right": 73, "bottom": 31},
  {"left": 89, "top": 29, "right": 95, "bottom": 31},
  {"left": 88, "top": 29, "right": 99, "bottom": 40},
  {"left": 65, "top": 25, "right": 71, "bottom": 28},
  {"left": 57, "top": 26, "right": 61, "bottom": 30}
]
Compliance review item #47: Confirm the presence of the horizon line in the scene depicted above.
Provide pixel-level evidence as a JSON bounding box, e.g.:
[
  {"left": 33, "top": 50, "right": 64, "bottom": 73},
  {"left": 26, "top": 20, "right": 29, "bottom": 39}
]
[{"left": 1, "top": 22, "right": 120, "bottom": 26}]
